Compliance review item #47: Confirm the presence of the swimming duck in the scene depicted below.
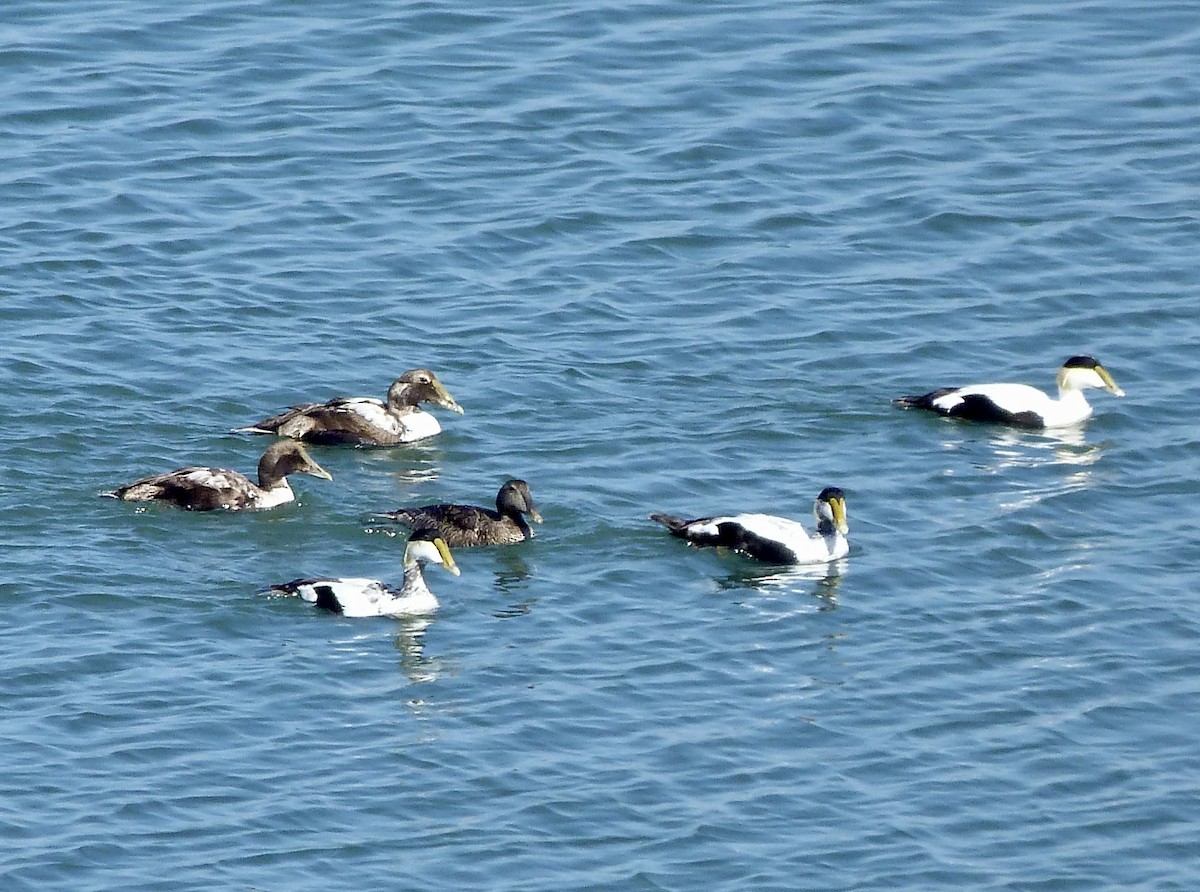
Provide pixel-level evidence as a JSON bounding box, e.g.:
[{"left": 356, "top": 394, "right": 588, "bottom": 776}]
[
  {"left": 894, "top": 356, "right": 1124, "bottom": 428},
  {"left": 266, "top": 528, "right": 459, "bottom": 617},
  {"left": 650, "top": 487, "right": 849, "bottom": 565},
  {"left": 378, "top": 479, "right": 543, "bottom": 546},
  {"left": 234, "top": 369, "right": 463, "bottom": 446},
  {"left": 104, "top": 440, "right": 332, "bottom": 511}
]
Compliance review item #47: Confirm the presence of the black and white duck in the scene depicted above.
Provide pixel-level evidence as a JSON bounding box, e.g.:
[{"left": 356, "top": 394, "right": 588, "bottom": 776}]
[
  {"left": 650, "top": 487, "right": 849, "bottom": 565},
  {"left": 266, "top": 528, "right": 459, "bottom": 617},
  {"left": 894, "top": 355, "right": 1124, "bottom": 428}
]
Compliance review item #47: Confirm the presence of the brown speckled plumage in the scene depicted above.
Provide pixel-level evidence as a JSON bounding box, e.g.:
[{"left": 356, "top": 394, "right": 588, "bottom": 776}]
[
  {"left": 380, "top": 479, "right": 543, "bottom": 546},
  {"left": 104, "top": 440, "right": 332, "bottom": 511}
]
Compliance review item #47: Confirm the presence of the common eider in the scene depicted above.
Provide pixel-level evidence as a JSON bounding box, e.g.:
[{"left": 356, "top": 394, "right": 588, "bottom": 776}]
[
  {"left": 650, "top": 487, "right": 849, "bottom": 565},
  {"left": 377, "top": 479, "right": 543, "bottom": 547},
  {"left": 234, "top": 369, "right": 463, "bottom": 446},
  {"left": 894, "top": 356, "right": 1124, "bottom": 428},
  {"left": 103, "top": 440, "right": 332, "bottom": 511},
  {"left": 266, "top": 528, "right": 459, "bottom": 617}
]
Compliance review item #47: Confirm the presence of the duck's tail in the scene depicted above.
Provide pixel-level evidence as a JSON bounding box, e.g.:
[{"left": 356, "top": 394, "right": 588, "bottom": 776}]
[
  {"left": 649, "top": 512, "right": 688, "bottom": 533},
  {"left": 893, "top": 387, "right": 958, "bottom": 409}
]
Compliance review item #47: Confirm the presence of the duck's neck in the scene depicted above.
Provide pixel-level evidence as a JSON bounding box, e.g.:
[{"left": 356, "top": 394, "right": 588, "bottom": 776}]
[
  {"left": 402, "top": 561, "right": 433, "bottom": 597},
  {"left": 387, "top": 385, "right": 420, "bottom": 413},
  {"left": 398, "top": 562, "right": 439, "bottom": 612},
  {"left": 814, "top": 521, "right": 848, "bottom": 559},
  {"left": 257, "top": 460, "right": 286, "bottom": 490},
  {"left": 502, "top": 508, "right": 534, "bottom": 539},
  {"left": 815, "top": 519, "right": 844, "bottom": 543},
  {"left": 1052, "top": 386, "right": 1092, "bottom": 424}
]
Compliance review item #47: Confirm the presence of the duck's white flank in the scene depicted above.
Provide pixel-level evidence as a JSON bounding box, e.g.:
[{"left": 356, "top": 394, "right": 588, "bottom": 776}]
[
  {"left": 291, "top": 577, "right": 439, "bottom": 618},
  {"left": 707, "top": 513, "right": 849, "bottom": 563},
  {"left": 929, "top": 382, "right": 1089, "bottom": 427}
]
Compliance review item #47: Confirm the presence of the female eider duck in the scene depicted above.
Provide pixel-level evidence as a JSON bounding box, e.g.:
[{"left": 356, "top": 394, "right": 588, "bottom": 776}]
[
  {"left": 266, "top": 528, "right": 459, "bottom": 617},
  {"left": 234, "top": 369, "right": 463, "bottom": 446},
  {"left": 650, "top": 487, "right": 849, "bottom": 565},
  {"left": 378, "top": 479, "right": 543, "bottom": 547},
  {"left": 894, "top": 356, "right": 1124, "bottom": 428},
  {"left": 104, "top": 440, "right": 332, "bottom": 511}
]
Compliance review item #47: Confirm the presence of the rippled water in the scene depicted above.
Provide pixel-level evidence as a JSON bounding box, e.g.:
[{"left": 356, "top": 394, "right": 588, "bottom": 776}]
[{"left": 3, "top": 1, "right": 1200, "bottom": 889}]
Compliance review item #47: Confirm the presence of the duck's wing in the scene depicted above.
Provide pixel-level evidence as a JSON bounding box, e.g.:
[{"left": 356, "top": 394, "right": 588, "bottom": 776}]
[
  {"left": 938, "top": 383, "right": 1051, "bottom": 427},
  {"left": 384, "top": 504, "right": 516, "bottom": 546},
  {"left": 896, "top": 383, "right": 1049, "bottom": 427},
  {"left": 236, "top": 396, "right": 408, "bottom": 444},
  {"left": 893, "top": 386, "right": 962, "bottom": 411},
  {"left": 233, "top": 402, "right": 326, "bottom": 435},
  {"left": 289, "top": 398, "right": 415, "bottom": 445},
  {"left": 711, "top": 514, "right": 812, "bottom": 563},
  {"left": 269, "top": 577, "right": 396, "bottom": 616},
  {"left": 652, "top": 512, "right": 809, "bottom": 564},
  {"left": 111, "top": 467, "right": 256, "bottom": 510}
]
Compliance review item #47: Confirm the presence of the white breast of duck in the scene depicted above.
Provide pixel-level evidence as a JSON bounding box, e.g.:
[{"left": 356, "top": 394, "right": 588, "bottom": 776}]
[
  {"left": 335, "top": 398, "right": 442, "bottom": 442},
  {"left": 252, "top": 478, "right": 295, "bottom": 508}
]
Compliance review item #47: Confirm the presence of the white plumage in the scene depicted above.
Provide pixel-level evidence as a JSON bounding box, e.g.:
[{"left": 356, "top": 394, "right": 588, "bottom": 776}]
[
  {"left": 312, "top": 399, "right": 441, "bottom": 441},
  {"left": 287, "top": 576, "right": 438, "bottom": 618}
]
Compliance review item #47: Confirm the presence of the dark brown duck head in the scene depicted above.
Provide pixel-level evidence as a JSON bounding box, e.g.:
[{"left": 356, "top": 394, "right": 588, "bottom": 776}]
[
  {"left": 256, "top": 440, "right": 333, "bottom": 489},
  {"left": 496, "top": 479, "right": 542, "bottom": 524}
]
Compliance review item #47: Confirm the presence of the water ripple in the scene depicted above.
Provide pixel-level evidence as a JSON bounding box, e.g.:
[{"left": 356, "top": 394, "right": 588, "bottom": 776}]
[{"left": 3, "top": 0, "right": 1200, "bottom": 889}]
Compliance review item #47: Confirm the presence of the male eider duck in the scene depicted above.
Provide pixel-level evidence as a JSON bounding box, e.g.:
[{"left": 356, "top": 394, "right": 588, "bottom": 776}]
[
  {"left": 378, "top": 479, "right": 543, "bottom": 547},
  {"left": 234, "top": 369, "right": 463, "bottom": 446},
  {"left": 266, "top": 528, "right": 459, "bottom": 617},
  {"left": 894, "top": 355, "right": 1124, "bottom": 429},
  {"left": 104, "top": 440, "right": 332, "bottom": 511},
  {"left": 650, "top": 487, "right": 849, "bottom": 565}
]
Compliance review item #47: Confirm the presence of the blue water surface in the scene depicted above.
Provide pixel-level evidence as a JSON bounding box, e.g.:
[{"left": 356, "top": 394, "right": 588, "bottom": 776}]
[{"left": 2, "top": 1, "right": 1199, "bottom": 889}]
